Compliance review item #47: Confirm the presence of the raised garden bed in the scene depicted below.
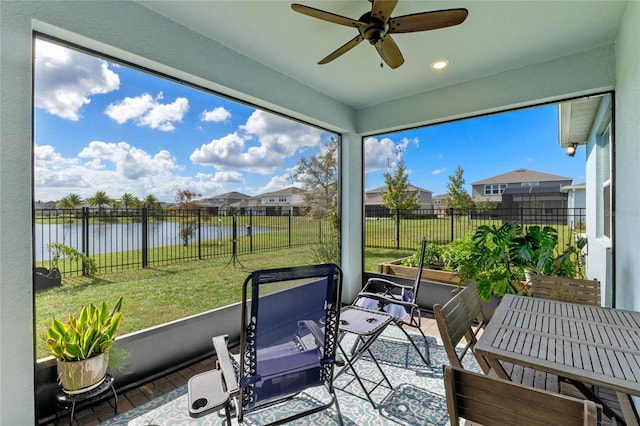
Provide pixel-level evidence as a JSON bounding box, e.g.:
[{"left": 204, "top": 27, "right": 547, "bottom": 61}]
[{"left": 377, "top": 257, "right": 461, "bottom": 285}]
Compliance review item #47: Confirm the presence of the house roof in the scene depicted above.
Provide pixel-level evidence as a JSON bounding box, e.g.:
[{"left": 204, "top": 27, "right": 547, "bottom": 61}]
[
  {"left": 472, "top": 169, "right": 572, "bottom": 185},
  {"left": 366, "top": 185, "right": 431, "bottom": 194},
  {"left": 255, "top": 186, "right": 306, "bottom": 198},
  {"left": 208, "top": 191, "right": 251, "bottom": 200}
]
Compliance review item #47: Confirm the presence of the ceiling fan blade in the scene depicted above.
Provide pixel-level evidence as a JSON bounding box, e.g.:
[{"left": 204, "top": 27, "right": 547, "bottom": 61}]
[
  {"left": 291, "top": 4, "right": 361, "bottom": 28},
  {"left": 318, "top": 35, "right": 364, "bottom": 64},
  {"left": 388, "top": 8, "right": 468, "bottom": 34},
  {"left": 370, "top": 0, "right": 399, "bottom": 22},
  {"left": 375, "top": 35, "right": 404, "bottom": 69}
]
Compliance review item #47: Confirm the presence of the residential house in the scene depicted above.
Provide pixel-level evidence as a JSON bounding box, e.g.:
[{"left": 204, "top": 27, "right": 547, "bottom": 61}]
[
  {"left": 240, "top": 187, "right": 308, "bottom": 216},
  {"left": 364, "top": 185, "right": 433, "bottom": 215},
  {"left": 195, "top": 191, "right": 250, "bottom": 215},
  {"left": 2, "top": 2, "right": 638, "bottom": 423}
]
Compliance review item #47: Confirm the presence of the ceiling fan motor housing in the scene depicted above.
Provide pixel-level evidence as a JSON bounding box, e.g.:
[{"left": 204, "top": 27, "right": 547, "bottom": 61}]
[{"left": 358, "top": 12, "right": 389, "bottom": 44}]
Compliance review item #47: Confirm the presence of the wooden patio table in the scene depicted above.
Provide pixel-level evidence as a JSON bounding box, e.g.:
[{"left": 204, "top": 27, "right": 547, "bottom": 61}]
[{"left": 475, "top": 294, "right": 640, "bottom": 425}]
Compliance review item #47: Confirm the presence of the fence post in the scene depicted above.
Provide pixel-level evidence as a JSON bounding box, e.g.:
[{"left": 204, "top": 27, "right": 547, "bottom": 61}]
[
  {"left": 197, "top": 209, "right": 202, "bottom": 260},
  {"left": 288, "top": 209, "right": 292, "bottom": 248},
  {"left": 82, "top": 207, "right": 89, "bottom": 276},
  {"left": 520, "top": 206, "right": 524, "bottom": 228},
  {"left": 249, "top": 210, "right": 253, "bottom": 253},
  {"left": 142, "top": 207, "right": 148, "bottom": 268},
  {"left": 450, "top": 208, "right": 454, "bottom": 242},
  {"left": 396, "top": 209, "right": 400, "bottom": 250}
]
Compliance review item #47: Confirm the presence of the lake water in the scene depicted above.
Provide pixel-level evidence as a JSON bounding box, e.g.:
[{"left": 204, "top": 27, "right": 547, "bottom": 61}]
[{"left": 34, "top": 221, "right": 261, "bottom": 261}]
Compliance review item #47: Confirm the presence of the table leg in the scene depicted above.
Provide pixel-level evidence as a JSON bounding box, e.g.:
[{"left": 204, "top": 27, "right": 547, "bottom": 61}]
[
  {"left": 617, "top": 391, "right": 639, "bottom": 426},
  {"left": 109, "top": 383, "right": 118, "bottom": 416}
]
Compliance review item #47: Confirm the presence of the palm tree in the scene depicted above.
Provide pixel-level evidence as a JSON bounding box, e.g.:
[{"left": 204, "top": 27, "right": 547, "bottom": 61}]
[
  {"left": 120, "top": 193, "right": 139, "bottom": 209},
  {"left": 57, "top": 193, "right": 82, "bottom": 209},
  {"left": 143, "top": 194, "right": 159, "bottom": 208},
  {"left": 87, "top": 190, "right": 112, "bottom": 212}
]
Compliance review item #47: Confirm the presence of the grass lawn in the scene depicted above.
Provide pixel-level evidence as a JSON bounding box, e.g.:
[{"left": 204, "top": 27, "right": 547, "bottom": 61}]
[{"left": 35, "top": 246, "right": 409, "bottom": 359}]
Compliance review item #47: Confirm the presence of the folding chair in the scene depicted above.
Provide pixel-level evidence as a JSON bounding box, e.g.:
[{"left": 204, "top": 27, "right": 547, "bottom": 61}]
[
  {"left": 435, "top": 282, "right": 559, "bottom": 392},
  {"left": 188, "top": 264, "right": 343, "bottom": 425},
  {"left": 352, "top": 236, "right": 430, "bottom": 368},
  {"left": 443, "top": 365, "right": 601, "bottom": 426}
]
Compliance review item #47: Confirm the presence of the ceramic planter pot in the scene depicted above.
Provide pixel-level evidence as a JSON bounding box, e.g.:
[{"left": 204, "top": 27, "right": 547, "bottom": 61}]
[{"left": 57, "top": 352, "right": 108, "bottom": 393}]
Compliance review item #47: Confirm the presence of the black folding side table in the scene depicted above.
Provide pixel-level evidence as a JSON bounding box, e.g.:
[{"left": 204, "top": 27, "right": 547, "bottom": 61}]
[{"left": 334, "top": 305, "right": 394, "bottom": 408}]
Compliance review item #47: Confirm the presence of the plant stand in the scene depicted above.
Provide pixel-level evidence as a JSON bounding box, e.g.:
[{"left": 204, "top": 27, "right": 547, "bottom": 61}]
[{"left": 55, "top": 374, "right": 117, "bottom": 425}]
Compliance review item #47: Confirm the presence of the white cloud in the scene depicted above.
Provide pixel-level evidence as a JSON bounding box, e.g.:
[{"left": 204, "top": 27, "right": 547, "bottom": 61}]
[
  {"left": 34, "top": 142, "right": 252, "bottom": 202},
  {"left": 251, "top": 171, "right": 295, "bottom": 195},
  {"left": 34, "top": 39, "right": 120, "bottom": 120},
  {"left": 105, "top": 92, "right": 189, "bottom": 131},
  {"left": 364, "top": 137, "right": 396, "bottom": 172},
  {"left": 432, "top": 168, "right": 447, "bottom": 175},
  {"left": 191, "top": 110, "right": 324, "bottom": 174},
  {"left": 201, "top": 107, "right": 231, "bottom": 123},
  {"left": 78, "top": 141, "right": 179, "bottom": 179},
  {"left": 398, "top": 137, "right": 419, "bottom": 151}
]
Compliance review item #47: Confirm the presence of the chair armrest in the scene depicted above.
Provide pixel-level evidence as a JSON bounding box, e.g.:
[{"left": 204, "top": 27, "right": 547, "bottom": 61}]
[{"left": 212, "top": 335, "right": 239, "bottom": 394}]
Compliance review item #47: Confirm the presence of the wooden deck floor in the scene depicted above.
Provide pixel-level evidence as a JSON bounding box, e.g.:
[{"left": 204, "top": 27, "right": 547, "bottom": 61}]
[{"left": 50, "top": 315, "right": 625, "bottom": 425}]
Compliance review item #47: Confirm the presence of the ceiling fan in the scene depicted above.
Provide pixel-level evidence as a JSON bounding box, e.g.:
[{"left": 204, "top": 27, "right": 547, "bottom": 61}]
[{"left": 291, "top": 0, "right": 468, "bottom": 69}]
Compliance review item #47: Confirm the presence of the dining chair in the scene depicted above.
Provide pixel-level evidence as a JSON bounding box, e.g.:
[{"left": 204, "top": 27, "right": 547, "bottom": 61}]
[
  {"left": 434, "top": 281, "right": 559, "bottom": 392},
  {"left": 443, "top": 365, "right": 601, "bottom": 426},
  {"left": 352, "top": 236, "right": 430, "bottom": 368},
  {"left": 531, "top": 275, "right": 601, "bottom": 306},
  {"left": 187, "top": 264, "right": 343, "bottom": 425}
]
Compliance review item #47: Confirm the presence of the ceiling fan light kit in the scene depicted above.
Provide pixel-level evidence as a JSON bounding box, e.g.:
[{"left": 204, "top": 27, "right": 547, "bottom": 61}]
[{"left": 291, "top": 1, "right": 468, "bottom": 69}]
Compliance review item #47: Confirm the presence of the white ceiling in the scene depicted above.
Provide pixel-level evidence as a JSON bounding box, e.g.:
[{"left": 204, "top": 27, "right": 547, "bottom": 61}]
[{"left": 138, "top": 1, "right": 626, "bottom": 110}]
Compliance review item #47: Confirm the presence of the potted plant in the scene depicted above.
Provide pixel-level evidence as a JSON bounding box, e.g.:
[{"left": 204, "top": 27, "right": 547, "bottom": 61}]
[
  {"left": 35, "top": 243, "right": 97, "bottom": 291},
  {"left": 458, "top": 223, "right": 528, "bottom": 302},
  {"left": 45, "top": 297, "right": 126, "bottom": 393},
  {"left": 510, "top": 225, "right": 559, "bottom": 282},
  {"left": 511, "top": 225, "right": 586, "bottom": 279}
]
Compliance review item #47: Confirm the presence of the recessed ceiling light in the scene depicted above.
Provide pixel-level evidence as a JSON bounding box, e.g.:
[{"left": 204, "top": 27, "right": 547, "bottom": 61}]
[{"left": 431, "top": 59, "right": 449, "bottom": 70}]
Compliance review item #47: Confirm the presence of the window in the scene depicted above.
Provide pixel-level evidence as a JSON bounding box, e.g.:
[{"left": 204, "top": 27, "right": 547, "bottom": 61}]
[{"left": 484, "top": 184, "right": 507, "bottom": 195}]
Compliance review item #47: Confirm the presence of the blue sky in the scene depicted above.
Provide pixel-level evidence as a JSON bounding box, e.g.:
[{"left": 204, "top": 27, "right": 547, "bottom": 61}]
[{"left": 34, "top": 38, "right": 585, "bottom": 203}]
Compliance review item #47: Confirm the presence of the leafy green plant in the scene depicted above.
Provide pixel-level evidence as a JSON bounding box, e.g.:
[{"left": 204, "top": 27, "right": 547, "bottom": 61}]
[
  {"left": 458, "top": 223, "right": 526, "bottom": 301},
  {"left": 402, "top": 242, "right": 443, "bottom": 268},
  {"left": 510, "top": 225, "right": 558, "bottom": 274},
  {"left": 460, "top": 223, "right": 585, "bottom": 301},
  {"left": 46, "top": 242, "right": 97, "bottom": 277},
  {"left": 45, "top": 297, "right": 124, "bottom": 362},
  {"left": 440, "top": 233, "right": 475, "bottom": 272}
]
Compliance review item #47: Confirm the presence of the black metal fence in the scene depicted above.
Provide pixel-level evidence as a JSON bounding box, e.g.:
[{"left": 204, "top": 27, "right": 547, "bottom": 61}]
[
  {"left": 34, "top": 207, "right": 333, "bottom": 276},
  {"left": 365, "top": 207, "right": 586, "bottom": 251},
  {"left": 35, "top": 206, "right": 586, "bottom": 277}
]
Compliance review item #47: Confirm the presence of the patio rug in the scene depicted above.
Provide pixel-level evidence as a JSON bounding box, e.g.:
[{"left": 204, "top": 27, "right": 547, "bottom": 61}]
[{"left": 99, "top": 330, "right": 480, "bottom": 425}]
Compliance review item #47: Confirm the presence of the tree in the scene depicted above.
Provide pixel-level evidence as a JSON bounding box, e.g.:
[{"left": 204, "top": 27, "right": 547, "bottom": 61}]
[
  {"left": 175, "top": 189, "right": 200, "bottom": 210},
  {"left": 381, "top": 148, "right": 420, "bottom": 215},
  {"left": 120, "top": 193, "right": 139, "bottom": 209},
  {"left": 446, "top": 166, "right": 474, "bottom": 211},
  {"left": 57, "top": 193, "right": 82, "bottom": 209},
  {"left": 291, "top": 138, "right": 339, "bottom": 263},
  {"left": 175, "top": 189, "right": 201, "bottom": 247},
  {"left": 87, "top": 190, "right": 113, "bottom": 210},
  {"left": 291, "top": 138, "right": 338, "bottom": 219},
  {"left": 381, "top": 148, "right": 420, "bottom": 244},
  {"left": 143, "top": 194, "right": 159, "bottom": 208}
]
